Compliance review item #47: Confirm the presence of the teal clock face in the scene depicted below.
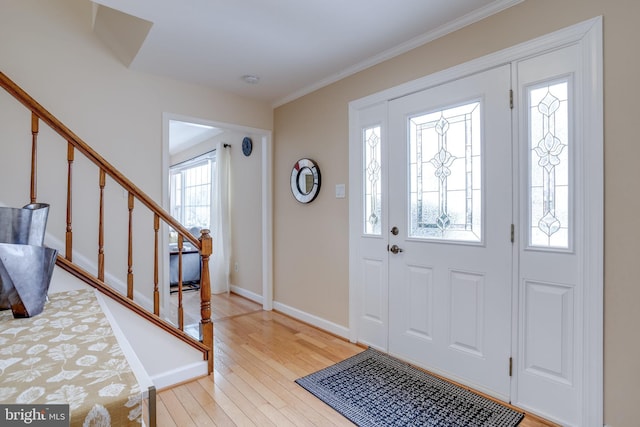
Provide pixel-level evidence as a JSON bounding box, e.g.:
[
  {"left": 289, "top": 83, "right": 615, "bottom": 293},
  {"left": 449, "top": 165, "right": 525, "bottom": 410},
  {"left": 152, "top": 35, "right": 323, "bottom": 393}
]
[{"left": 242, "top": 137, "right": 253, "bottom": 156}]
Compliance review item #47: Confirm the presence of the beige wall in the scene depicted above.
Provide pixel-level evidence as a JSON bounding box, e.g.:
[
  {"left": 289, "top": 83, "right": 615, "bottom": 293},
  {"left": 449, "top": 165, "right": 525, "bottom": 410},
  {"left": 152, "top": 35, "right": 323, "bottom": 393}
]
[
  {"left": 228, "top": 134, "right": 264, "bottom": 296},
  {"left": 0, "top": 0, "right": 272, "bottom": 302},
  {"left": 274, "top": 1, "right": 637, "bottom": 425}
]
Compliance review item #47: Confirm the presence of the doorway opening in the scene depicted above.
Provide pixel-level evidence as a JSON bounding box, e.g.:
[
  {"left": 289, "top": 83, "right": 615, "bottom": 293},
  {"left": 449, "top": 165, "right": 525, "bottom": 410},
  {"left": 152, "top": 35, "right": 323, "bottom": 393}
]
[{"left": 161, "top": 113, "right": 273, "bottom": 338}]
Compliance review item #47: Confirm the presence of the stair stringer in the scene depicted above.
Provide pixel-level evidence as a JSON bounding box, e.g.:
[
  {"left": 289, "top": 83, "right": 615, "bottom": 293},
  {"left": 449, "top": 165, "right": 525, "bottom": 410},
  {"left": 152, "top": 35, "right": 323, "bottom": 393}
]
[{"left": 50, "top": 267, "right": 208, "bottom": 389}]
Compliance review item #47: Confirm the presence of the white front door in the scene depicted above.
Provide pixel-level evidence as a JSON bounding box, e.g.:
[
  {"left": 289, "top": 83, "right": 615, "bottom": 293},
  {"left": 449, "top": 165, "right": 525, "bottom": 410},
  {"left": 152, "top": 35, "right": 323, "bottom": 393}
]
[
  {"left": 386, "top": 65, "right": 513, "bottom": 399},
  {"left": 349, "top": 19, "right": 602, "bottom": 426}
]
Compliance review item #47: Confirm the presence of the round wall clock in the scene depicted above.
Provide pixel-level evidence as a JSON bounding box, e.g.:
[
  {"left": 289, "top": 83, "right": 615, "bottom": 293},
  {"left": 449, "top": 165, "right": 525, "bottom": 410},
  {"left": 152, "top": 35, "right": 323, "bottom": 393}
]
[
  {"left": 242, "top": 137, "right": 253, "bottom": 156},
  {"left": 290, "top": 158, "right": 321, "bottom": 203}
]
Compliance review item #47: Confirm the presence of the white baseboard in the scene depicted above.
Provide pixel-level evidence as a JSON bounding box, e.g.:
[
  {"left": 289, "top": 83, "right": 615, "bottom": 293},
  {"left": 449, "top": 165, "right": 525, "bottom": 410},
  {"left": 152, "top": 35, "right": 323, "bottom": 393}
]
[
  {"left": 151, "top": 361, "right": 208, "bottom": 390},
  {"left": 229, "top": 284, "right": 349, "bottom": 339},
  {"left": 229, "top": 284, "right": 263, "bottom": 305},
  {"left": 272, "top": 300, "right": 350, "bottom": 339}
]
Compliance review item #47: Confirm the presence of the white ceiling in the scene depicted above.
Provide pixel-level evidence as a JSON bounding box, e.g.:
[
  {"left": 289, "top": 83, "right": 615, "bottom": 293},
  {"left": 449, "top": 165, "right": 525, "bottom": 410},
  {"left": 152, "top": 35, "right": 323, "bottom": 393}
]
[
  {"left": 92, "top": 0, "right": 522, "bottom": 107},
  {"left": 168, "top": 121, "right": 222, "bottom": 156}
]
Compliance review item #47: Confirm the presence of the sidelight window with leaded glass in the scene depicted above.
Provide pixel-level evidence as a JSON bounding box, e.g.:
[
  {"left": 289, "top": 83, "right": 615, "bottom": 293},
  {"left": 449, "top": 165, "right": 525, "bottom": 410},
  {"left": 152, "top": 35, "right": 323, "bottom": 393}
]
[
  {"left": 363, "top": 125, "right": 382, "bottom": 235},
  {"left": 528, "top": 79, "right": 570, "bottom": 249},
  {"left": 408, "top": 101, "right": 482, "bottom": 242}
]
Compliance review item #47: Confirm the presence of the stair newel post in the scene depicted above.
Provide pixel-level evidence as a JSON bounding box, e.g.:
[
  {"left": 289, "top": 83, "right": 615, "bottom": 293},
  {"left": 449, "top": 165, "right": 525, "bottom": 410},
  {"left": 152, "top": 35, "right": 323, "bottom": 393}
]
[
  {"left": 199, "top": 229, "right": 213, "bottom": 374},
  {"left": 30, "top": 113, "right": 38, "bottom": 203},
  {"left": 153, "top": 214, "right": 160, "bottom": 315},
  {"left": 127, "top": 192, "right": 134, "bottom": 300},
  {"left": 98, "top": 169, "right": 106, "bottom": 281},
  {"left": 66, "top": 142, "right": 74, "bottom": 261}
]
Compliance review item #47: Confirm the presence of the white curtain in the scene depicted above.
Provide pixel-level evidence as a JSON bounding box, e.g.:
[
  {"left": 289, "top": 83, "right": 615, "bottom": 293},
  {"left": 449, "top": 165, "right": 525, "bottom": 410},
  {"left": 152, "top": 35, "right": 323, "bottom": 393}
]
[{"left": 211, "top": 142, "right": 231, "bottom": 294}]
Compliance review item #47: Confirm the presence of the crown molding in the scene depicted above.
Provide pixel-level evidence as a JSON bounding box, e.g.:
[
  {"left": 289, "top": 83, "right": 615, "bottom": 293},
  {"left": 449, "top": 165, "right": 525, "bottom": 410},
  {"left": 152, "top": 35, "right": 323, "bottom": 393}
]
[{"left": 273, "top": 0, "right": 524, "bottom": 108}]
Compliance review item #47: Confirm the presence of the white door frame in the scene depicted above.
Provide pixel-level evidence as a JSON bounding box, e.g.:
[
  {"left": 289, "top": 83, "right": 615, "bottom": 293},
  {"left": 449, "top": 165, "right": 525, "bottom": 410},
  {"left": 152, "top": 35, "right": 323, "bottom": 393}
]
[
  {"left": 348, "top": 17, "right": 602, "bottom": 426},
  {"left": 161, "top": 113, "right": 273, "bottom": 312}
]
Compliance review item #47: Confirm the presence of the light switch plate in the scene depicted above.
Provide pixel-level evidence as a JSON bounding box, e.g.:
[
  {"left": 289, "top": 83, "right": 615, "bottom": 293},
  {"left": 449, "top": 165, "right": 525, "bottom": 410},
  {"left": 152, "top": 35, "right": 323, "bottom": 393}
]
[{"left": 335, "top": 184, "right": 346, "bottom": 198}]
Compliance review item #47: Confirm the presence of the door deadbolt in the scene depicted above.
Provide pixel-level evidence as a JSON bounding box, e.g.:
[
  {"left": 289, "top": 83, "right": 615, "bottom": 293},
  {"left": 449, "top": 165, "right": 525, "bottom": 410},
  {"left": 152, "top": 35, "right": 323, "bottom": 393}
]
[
  {"left": 389, "top": 244, "right": 403, "bottom": 254},
  {"left": 390, "top": 226, "right": 399, "bottom": 235}
]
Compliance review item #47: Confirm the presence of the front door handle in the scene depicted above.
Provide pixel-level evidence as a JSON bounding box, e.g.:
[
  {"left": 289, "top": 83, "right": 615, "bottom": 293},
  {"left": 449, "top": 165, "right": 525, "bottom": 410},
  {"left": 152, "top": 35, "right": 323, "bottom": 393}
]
[{"left": 389, "top": 244, "right": 403, "bottom": 254}]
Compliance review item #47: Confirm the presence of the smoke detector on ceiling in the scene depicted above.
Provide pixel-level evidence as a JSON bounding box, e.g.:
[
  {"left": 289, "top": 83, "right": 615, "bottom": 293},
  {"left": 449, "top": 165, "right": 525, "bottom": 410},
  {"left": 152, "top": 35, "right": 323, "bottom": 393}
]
[{"left": 242, "top": 74, "right": 260, "bottom": 84}]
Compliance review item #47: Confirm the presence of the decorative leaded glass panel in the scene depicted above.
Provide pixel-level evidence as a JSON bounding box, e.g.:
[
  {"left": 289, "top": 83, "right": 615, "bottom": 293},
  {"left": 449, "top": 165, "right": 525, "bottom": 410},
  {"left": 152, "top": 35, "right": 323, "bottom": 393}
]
[
  {"left": 528, "top": 80, "right": 569, "bottom": 248},
  {"left": 408, "top": 102, "right": 481, "bottom": 241},
  {"left": 363, "top": 125, "right": 382, "bottom": 235}
]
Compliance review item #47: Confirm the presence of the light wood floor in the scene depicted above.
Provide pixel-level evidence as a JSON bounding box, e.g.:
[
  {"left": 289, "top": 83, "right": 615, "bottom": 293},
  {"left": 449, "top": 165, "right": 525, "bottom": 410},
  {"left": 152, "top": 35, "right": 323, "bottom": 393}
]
[{"left": 158, "top": 293, "right": 556, "bottom": 427}]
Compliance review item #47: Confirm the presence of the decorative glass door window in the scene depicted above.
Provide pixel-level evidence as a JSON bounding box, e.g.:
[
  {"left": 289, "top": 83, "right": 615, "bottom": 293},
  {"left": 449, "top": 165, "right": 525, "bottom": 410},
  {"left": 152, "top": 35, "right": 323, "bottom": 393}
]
[
  {"left": 408, "top": 101, "right": 482, "bottom": 242},
  {"left": 363, "top": 125, "right": 382, "bottom": 235},
  {"left": 528, "top": 80, "right": 570, "bottom": 249}
]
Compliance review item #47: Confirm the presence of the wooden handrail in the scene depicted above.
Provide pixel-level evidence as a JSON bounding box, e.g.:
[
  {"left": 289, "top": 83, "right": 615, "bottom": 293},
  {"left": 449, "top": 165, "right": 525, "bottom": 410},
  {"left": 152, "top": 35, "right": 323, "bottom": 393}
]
[
  {"left": 0, "top": 71, "right": 213, "bottom": 372},
  {"left": 0, "top": 72, "right": 199, "bottom": 247}
]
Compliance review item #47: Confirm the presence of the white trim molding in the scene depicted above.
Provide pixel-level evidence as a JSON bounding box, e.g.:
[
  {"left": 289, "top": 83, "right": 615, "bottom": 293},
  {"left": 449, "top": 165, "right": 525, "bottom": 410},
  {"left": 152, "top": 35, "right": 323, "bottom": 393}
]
[
  {"left": 273, "top": 0, "right": 524, "bottom": 107},
  {"left": 273, "top": 301, "right": 351, "bottom": 340},
  {"left": 161, "top": 113, "right": 273, "bottom": 313},
  {"left": 230, "top": 284, "right": 263, "bottom": 305}
]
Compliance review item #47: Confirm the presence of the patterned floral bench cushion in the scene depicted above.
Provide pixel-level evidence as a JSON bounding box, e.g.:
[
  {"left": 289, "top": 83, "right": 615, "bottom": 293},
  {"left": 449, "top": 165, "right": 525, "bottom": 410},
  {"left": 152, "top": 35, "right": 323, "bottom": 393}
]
[{"left": 0, "top": 289, "right": 144, "bottom": 426}]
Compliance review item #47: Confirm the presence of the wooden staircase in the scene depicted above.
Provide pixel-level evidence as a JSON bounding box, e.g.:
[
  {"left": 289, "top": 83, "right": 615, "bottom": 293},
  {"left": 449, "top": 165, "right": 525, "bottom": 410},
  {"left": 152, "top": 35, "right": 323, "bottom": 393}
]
[{"left": 0, "top": 71, "right": 213, "bottom": 374}]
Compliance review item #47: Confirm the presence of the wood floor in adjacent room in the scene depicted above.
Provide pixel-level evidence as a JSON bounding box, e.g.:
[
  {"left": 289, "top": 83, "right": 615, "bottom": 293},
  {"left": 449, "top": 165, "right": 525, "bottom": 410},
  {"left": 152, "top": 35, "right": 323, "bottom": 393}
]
[{"left": 157, "top": 293, "right": 556, "bottom": 427}]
